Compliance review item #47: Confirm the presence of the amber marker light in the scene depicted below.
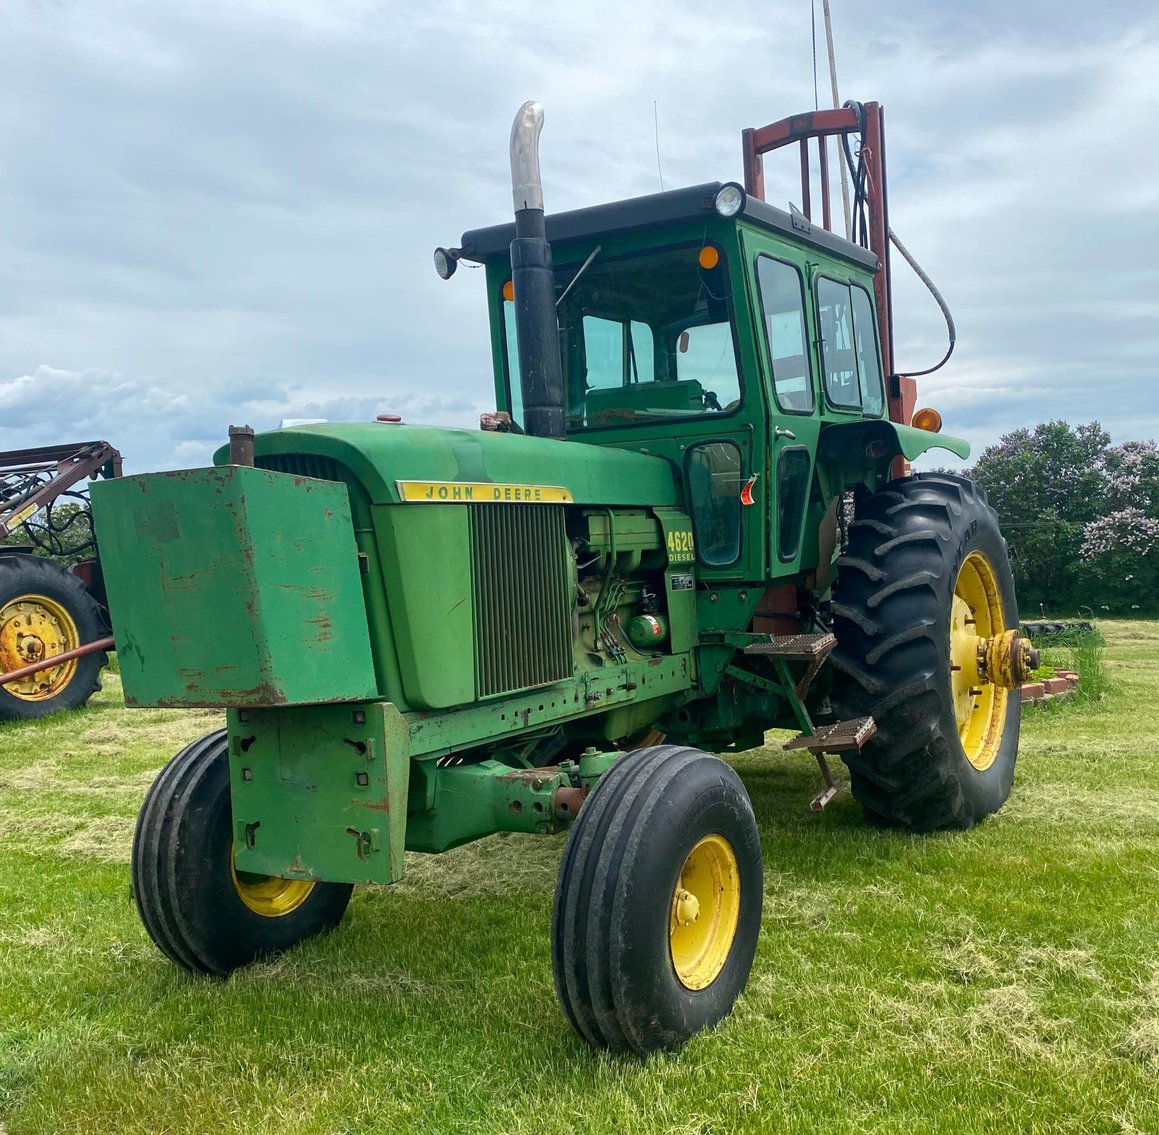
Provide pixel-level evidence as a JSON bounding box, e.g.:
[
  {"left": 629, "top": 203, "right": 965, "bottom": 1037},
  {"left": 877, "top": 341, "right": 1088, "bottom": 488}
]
[
  {"left": 502, "top": 280, "right": 515, "bottom": 301},
  {"left": 698, "top": 245, "right": 720, "bottom": 270},
  {"left": 912, "top": 406, "right": 943, "bottom": 432}
]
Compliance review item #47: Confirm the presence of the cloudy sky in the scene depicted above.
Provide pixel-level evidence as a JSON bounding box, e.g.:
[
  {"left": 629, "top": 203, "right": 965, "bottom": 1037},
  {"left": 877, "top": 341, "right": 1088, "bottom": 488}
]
[{"left": 3, "top": 0, "right": 1157, "bottom": 472}]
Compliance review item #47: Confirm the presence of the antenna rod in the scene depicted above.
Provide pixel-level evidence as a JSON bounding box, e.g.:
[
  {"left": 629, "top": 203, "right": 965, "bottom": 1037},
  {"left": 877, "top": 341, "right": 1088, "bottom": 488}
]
[{"left": 822, "top": 0, "right": 852, "bottom": 239}]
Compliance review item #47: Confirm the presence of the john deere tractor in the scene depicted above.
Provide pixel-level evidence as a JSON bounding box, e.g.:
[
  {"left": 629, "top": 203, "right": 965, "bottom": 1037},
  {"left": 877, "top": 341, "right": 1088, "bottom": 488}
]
[{"left": 91, "top": 101, "right": 1034, "bottom": 1053}]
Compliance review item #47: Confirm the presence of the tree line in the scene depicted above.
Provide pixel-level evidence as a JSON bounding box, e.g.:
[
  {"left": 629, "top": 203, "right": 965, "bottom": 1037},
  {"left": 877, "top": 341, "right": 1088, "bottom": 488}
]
[{"left": 952, "top": 421, "right": 1159, "bottom": 616}]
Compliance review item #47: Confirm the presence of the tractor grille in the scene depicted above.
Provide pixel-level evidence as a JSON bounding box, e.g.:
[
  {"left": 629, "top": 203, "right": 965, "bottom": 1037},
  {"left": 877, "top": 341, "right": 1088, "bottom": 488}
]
[
  {"left": 471, "top": 504, "right": 572, "bottom": 699},
  {"left": 256, "top": 454, "right": 344, "bottom": 483}
]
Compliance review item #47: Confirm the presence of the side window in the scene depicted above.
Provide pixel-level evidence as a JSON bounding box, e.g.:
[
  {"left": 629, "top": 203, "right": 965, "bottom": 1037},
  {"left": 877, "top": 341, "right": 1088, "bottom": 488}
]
[
  {"left": 816, "top": 277, "right": 860, "bottom": 408},
  {"left": 849, "top": 286, "right": 884, "bottom": 417},
  {"left": 583, "top": 316, "right": 625, "bottom": 389},
  {"left": 686, "top": 441, "right": 744, "bottom": 567},
  {"left": 755, "top": 257, "right": 814, "bottom": 413},
  {"left": 777, "top": 448, "right": 812, "bottom": 561}
]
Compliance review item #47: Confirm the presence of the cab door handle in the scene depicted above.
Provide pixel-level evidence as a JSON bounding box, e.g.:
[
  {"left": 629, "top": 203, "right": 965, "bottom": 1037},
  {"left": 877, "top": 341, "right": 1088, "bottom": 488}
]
[{"left": 774, "top": 427, "right": 797, "bottom": 440}]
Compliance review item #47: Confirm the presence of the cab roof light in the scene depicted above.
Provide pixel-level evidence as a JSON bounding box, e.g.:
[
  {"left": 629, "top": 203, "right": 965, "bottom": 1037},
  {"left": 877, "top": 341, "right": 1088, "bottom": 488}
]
[{"left": 713, "top": 183, "right": 746, "bottom": 218}]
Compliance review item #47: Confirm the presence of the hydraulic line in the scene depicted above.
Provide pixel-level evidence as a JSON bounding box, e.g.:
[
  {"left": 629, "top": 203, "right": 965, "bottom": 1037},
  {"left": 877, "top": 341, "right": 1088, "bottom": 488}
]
[
  {"left": 840, "top": 99, "right": 956, "bottom": 378},
  {"left": 888, "top": 226, "right": 956, "bottom": 376}
]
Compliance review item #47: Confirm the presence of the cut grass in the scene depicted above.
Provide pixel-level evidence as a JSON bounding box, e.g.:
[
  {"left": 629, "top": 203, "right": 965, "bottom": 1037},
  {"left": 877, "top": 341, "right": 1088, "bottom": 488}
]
[{"left": 1, "top": 621, "right": 1158, "bottom": 1133}]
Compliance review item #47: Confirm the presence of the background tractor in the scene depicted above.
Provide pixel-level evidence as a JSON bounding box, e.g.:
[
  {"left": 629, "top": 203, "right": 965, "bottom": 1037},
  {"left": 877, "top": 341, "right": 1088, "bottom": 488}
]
[
  {"left": 0, "top": 441, "right": 119, "bottom": 719},
  {"left": 90, "top": 100, "right": 1035, "bottom": 1053}
]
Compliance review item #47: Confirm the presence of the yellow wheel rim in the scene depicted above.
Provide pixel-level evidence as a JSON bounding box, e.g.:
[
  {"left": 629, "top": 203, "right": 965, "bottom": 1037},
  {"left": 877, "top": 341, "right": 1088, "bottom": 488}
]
[
  {"left": 669, "top": 834, "right": 741, "bottom": 990},
  {"left": 0, "top": 593, "right": 80, "bottom": 701},
  {"left": 949, "top": 551, "right": 1009, "bottom": 772},
  {"left": 231, "top": 850, "right": 315, "bottom": 918}
]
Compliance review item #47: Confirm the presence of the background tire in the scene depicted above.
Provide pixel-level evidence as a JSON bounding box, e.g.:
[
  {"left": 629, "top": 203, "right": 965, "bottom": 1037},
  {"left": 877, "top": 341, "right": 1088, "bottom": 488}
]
[
  {"left": 132, "top": 729, "right": 354, "bottom": 974},
  {"left": 0, "top": 554, "right": 106, "bottom": 721},
  {"left": 831, "top": 473, "right": 1021, "bottom": 832},
  {"left": 552, "top": 745, "right": 762, "bottom": 1054}
]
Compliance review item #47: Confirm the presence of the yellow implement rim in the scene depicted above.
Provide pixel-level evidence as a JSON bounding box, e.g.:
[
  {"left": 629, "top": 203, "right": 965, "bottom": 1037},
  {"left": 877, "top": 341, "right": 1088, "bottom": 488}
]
[
  {"left": 231, "top": 851, "right": 316, "bottom": 918},
  {"left": 669, "top": 833, "right": 741, "bottom": 991},
  {"left": 0, "top": 593, "right": 80, "bottom": 701},
  {"left": 950, "top": 551, "right": 1009, "bottom": 772}
]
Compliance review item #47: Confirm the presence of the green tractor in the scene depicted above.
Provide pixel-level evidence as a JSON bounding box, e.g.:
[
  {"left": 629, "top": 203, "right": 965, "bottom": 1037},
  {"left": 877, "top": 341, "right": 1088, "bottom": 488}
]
[{"left": 91, "top": 100, "right": 1035, "bottom": 1053}]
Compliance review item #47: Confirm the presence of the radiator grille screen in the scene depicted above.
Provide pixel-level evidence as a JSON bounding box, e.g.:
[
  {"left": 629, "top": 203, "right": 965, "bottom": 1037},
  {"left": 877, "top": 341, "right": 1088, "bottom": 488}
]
[
  {"left": 472, "top": 505, "right": 573, "bottom": 699},
  {"left": 256, "top": 454, "right": 344, "bottom": 482}
]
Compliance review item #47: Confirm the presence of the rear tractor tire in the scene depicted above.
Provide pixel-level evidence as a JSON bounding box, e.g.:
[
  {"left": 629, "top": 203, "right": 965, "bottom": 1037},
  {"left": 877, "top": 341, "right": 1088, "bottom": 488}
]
[
  {"left": 132, "top": 729, "right": 353, "bottom": 974},
  {"left": 831, "top": 473, "right": 1028, "bottom": 832},
  {"left": 0, "top": 554, "right": 107, "bottom": 721},
  {"left": 552, "top": 745, "right": 762, "bottom": 1054}
]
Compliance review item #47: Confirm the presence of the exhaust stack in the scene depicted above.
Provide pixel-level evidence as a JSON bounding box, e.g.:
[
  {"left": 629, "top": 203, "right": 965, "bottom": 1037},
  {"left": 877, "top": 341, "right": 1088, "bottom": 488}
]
[{"left": 508, "top": 101, "right": 566, "bottom": 440}]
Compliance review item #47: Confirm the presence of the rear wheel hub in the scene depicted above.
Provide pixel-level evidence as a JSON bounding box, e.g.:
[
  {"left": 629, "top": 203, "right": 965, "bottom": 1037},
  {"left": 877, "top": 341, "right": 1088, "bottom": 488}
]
[
  {"left": 0, "top": 594, "right": 80, "bottom": 700},
  {"left": 949, "top": 552, "right": 1033, "bottom": 772}
]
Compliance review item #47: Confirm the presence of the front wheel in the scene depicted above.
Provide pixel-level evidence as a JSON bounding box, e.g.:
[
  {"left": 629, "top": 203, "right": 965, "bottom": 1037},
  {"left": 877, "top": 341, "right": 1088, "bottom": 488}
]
[
  {"left": 131, "top": 729, "right": 354, "bottom": 974},
  {"left": 552, "top": 745, "right": 762, "bottom": 1053},
  {"left": 831, "top": 474, "right": 1029, "bottom": 832}
]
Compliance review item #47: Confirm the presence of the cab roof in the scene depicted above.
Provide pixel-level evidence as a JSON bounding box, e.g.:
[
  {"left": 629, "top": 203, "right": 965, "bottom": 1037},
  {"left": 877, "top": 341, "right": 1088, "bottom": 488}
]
[{"left": 459, "top": 181, "right": 878, "bottom": 271}]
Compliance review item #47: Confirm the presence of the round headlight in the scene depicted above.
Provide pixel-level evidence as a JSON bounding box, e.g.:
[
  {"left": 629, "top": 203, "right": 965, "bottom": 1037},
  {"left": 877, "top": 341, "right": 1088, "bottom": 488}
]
[
  {"left": 433, "top": 247, "right": 458, "bottom": 280},
  {"left": 714, "top": 183, "right": 746, "bottom": 218}
]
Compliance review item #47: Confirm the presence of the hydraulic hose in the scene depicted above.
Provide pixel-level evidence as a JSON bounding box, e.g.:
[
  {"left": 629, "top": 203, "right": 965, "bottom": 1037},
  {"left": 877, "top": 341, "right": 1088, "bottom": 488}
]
[{"left": 840, "top": 99, "right": 956, "bottom": 378}]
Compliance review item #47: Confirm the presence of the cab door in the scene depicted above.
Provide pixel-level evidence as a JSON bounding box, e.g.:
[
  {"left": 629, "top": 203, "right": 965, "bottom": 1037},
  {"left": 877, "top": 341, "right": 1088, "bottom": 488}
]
[{"left": 743, "top": 237, "right": 822, "bottom": 574}]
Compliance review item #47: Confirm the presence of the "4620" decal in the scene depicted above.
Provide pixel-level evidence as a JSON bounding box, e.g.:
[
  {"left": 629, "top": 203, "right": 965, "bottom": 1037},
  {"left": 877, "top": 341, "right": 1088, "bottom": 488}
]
[{"left": 666, "top": 528, "right": 696, "bottom": 562}]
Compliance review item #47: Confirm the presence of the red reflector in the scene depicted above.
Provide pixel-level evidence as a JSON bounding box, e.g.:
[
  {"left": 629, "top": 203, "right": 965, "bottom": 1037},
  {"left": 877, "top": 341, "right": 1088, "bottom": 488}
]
[
  {"left": 376, "top": 414, "right": 402, "bottom": 423},
  {"left": 740, "top": 476, "right": 758, "bottom": 506}
]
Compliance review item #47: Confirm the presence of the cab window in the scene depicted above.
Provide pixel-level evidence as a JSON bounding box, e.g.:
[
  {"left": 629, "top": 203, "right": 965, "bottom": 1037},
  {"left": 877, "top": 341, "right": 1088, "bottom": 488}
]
[
  {"left": 501, "top": 244, "right": 742, "bottom": 430},
  {"left": 755, "top": 256, "right": 814, "bottom": 413},
  {"left": 816, "top": 276, "right": 884, "bottom": 416},
  {"left": 686, "top": 440, "right": 744, "bottom": 566},
  {"left": 849, "top": 286, "right": 884, "bottom": 417}
]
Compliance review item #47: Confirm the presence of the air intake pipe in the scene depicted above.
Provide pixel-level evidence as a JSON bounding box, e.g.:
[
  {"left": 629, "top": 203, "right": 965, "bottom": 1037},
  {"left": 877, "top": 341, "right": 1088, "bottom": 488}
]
[{"left": 509, "top": 101, "right": 566, "bottom": 440}]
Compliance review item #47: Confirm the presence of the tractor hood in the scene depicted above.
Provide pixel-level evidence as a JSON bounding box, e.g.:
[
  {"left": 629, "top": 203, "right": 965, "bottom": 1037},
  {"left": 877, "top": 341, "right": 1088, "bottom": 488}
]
[{"left": 216, "top": 424, "right": 683, "bottom": 508}]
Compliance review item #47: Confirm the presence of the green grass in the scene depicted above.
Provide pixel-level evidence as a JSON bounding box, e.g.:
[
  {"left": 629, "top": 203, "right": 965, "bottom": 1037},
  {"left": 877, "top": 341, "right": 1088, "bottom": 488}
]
[
  {"left": 3, "top": 622, "right": 1159, "bottom": 1134},
  {"left": 1032, "top": 624, "right": 1113, "bottom": 705}
]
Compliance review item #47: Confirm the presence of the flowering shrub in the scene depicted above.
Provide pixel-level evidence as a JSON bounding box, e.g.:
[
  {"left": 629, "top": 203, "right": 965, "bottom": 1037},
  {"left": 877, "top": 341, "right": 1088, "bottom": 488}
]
[{"left": 970, "top": 423, "right": 1159, "bottom": 614}]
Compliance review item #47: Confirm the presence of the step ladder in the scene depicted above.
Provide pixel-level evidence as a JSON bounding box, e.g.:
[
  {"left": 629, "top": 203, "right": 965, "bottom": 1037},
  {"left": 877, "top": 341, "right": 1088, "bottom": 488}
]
[{"left": 741, "top": 633, "right": 875, "bottom": 812}]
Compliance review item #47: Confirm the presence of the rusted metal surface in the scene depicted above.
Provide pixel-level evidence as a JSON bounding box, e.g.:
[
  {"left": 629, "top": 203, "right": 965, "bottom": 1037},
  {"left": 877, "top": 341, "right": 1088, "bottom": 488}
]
[
  {"left": 0, "top": 634, "right": 114, "bottom": 688},
  {"left": 743, "top": 633, "right": 837, "bottom": 660},
  {"left": 810, "top": 753, "right": 838, "bottom": 812},
  {"left": 227, "top": 425, "right": 256, "bottom": 467},
  {"left": 979, "top": 630, "right": 1039, "bottom": 690},
  {"left": 0, "top": 440, "right": 121, "bottom": 541},
  {"left": 784, "top": 714, "right": 877, "bottom": 754},
  {"left": 552, "top": 784, "right": 589, "bottom": 820}
]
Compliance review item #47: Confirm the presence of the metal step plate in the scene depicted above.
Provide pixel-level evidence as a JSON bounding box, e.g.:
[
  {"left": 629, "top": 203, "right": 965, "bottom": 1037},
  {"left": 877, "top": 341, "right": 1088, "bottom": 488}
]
[
  {"left": 743, "top": 632, "right": 837, "bottom": 661},
  {"left": 783, "top": 715, "right": 876, "bottom": 754}
]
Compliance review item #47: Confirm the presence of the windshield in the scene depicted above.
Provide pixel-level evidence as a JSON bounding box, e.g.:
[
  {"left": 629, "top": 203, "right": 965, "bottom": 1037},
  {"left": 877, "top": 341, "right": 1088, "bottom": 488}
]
[{"left": 503, "top": 244, "right": 742, "bottom": 431}]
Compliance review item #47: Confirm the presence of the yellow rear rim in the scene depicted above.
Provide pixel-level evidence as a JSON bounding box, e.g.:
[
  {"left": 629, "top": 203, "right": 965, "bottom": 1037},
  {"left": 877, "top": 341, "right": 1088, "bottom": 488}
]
[
  {"left": 0, "top": 593, "right": 80, "bottom": 701},
  {"left": 669, "top": 834, "right": 741, "bottom": 990},
  {"left": 949, "top": 551, "right": 1009, "bottom": 772},
  {"left": 231, "top": 851, "right": 315, "bottom": 917}
]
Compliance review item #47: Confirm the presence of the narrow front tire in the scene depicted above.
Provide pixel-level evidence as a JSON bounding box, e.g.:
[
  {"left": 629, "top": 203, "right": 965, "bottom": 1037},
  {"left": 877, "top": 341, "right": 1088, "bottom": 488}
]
[
  {"left": 131, "top": 729, "right": 354, "bottom": 974},
  {"left": 552, "top": 745, "right": 762, "bottom": 1054}
]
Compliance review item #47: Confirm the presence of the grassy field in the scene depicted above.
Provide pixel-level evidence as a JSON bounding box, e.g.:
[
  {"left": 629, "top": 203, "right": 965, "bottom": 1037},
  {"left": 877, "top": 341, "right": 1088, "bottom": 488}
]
[{"left": 2, "top": 622, "right": 1158, "bottom": 1134}]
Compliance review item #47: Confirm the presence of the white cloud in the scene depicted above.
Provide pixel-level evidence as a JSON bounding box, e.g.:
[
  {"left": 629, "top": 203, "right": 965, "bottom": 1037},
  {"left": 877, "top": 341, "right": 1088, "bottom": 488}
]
[{"left": 1, "top": 0, "right": 1157, "bottom": 474}]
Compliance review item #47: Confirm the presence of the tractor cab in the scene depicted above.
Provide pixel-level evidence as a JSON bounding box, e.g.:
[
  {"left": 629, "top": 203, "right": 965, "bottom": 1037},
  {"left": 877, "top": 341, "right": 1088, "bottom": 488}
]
[{"left": 452, "top": 177, "right": 936, "bottom": 587}]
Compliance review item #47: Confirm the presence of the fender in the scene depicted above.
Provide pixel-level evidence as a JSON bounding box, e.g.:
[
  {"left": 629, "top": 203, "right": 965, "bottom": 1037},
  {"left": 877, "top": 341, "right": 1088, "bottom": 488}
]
[{"left": 817, "top": 418, "right": 970, "bottom": 466}]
